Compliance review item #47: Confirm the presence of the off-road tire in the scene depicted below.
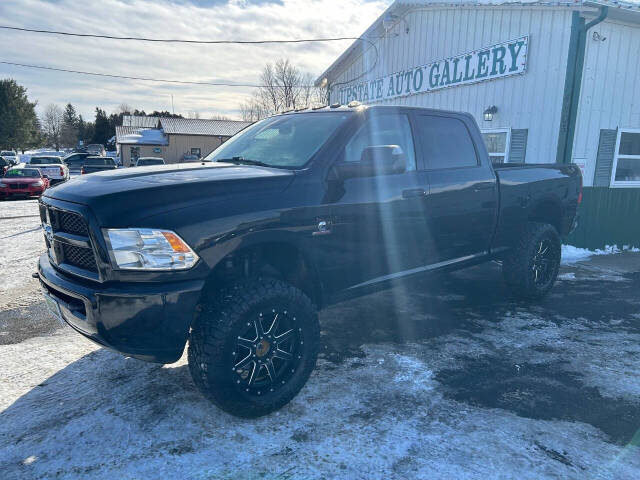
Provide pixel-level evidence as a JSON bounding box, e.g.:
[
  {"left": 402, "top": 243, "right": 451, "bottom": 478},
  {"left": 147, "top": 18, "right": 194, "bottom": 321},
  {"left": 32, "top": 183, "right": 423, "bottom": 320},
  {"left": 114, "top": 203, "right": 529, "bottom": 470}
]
[
  {"left": 188, "top": 277, "right": 320, "bottom": 418},
  {"left": 502, "top": 222, "right": 561, "bottom": 301}
]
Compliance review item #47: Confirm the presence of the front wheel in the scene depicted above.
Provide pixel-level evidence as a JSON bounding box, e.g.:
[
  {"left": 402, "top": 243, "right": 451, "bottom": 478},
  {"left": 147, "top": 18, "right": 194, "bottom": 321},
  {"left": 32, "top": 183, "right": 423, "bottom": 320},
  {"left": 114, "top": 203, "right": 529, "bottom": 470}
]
[
  {"left": 188, "top": 277, "right": 320, "bottom": 418},
  {"left": 502, "top": 222, "right": 561, "bottom": 301}
]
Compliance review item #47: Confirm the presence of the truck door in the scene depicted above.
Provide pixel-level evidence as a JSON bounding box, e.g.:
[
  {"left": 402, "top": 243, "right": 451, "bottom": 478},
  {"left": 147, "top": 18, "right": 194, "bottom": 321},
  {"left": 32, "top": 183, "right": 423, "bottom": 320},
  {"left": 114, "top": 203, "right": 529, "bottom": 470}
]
[
  {"left": 318, "top": 111, "right": 431, "bottom": 293},
  {"left": 413, "top": 114, "right": 497, "bottom": 262}
]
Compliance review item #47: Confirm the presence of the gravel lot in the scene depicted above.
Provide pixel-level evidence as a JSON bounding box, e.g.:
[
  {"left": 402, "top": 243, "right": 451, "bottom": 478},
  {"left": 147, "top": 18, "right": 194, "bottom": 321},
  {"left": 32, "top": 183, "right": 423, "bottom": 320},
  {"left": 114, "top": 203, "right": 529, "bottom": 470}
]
[{"left": 1, "top": 199, "right": 639, "bottom": 479}]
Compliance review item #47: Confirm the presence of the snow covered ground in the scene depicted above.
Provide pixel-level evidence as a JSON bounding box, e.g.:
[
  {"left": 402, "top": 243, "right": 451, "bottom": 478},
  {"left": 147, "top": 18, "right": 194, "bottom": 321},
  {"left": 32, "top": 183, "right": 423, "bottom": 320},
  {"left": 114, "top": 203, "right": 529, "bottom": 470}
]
[{"left": 1, "top": 200, "right": 639, "bottom": 479}]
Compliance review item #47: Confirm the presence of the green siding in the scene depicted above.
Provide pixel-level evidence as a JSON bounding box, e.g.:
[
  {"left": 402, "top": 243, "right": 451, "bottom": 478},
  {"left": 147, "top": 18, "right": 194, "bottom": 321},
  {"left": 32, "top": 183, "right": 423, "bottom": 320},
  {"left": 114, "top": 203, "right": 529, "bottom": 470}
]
[{"left": 567, "top": 187, "right": 640, "bottom": 249}]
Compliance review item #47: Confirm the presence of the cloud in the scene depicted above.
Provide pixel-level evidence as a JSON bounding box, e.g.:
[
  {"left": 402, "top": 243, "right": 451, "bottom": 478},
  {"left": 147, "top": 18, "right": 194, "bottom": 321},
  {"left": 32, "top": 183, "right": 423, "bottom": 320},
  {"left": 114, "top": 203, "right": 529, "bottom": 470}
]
[{"left": 0, "top": 0, "right": 389, "bottom": 119}]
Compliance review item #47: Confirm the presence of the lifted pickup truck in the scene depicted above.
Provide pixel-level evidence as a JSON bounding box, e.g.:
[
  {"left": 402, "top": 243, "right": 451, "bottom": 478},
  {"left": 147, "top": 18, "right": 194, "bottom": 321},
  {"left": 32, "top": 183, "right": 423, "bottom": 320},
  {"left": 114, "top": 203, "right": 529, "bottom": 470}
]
[{"left": 38, "top": 105, "right": 581, "bottom": 417}]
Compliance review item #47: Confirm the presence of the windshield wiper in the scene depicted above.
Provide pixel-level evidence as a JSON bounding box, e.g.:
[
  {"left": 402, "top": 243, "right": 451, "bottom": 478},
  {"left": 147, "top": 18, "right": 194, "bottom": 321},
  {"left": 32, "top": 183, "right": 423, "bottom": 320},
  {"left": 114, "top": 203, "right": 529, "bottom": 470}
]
[{"left": 217, "top": 156, "right": 271, "bottom": 167}]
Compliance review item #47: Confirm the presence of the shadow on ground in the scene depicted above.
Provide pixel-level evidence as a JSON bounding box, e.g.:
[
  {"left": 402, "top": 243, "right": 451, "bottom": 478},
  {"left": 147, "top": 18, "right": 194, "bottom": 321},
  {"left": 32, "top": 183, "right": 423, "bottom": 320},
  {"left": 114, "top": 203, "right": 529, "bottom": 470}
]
[{"left": 320, "top": 263, "right": 640, "bottom": 446}]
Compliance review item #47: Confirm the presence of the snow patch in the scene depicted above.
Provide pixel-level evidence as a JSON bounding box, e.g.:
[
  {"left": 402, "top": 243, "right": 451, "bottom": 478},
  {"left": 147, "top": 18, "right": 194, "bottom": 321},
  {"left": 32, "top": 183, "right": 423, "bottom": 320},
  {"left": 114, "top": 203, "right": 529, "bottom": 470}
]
[{"left": 561, "top": 244, "right": 638, "bottom": 264}]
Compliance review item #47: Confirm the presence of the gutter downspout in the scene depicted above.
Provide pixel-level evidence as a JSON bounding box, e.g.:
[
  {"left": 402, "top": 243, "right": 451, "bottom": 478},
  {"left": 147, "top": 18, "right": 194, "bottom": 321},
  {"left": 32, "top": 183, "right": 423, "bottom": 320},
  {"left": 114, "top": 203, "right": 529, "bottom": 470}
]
[{"left": 556, "top": 6, "right": 608, "bottom": 164}]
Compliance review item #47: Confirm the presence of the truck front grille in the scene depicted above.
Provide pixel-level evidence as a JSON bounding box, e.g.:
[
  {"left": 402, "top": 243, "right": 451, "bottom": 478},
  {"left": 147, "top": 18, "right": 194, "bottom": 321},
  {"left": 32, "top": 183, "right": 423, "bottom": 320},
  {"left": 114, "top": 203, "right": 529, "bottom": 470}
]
[
  {"left": 60, "top": 243, "right": 98, "bottom": 272},
  {"left": 58, "top": 211, "right": 89, "bottom": 236},
  {"left": 40, "top": 202, "right": 99, "bottom": 277}
]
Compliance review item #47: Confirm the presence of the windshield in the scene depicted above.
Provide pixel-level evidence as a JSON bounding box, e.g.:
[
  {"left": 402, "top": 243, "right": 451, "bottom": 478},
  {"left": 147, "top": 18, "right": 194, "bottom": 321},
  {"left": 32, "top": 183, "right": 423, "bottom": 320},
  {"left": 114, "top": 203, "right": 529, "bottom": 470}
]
[
  {"left": 86, "top": 158, "right": 115, "bottom": 166},
  {"left": 30, "top": 157, "right": 62, "bottom": 165},
  {"left": 1, "top": 151, "right": 16, "bottom": 156},
  {"left": 5, "top": 169, "right": 40, "bottom": 177},
  {"left": 204, "top": 113, "right": 349, "bottom": 168}
]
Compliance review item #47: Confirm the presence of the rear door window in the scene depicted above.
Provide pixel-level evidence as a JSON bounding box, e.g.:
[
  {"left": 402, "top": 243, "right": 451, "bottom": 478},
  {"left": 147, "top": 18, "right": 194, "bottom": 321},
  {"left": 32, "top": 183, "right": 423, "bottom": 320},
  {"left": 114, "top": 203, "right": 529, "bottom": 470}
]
[{"left": 414, "top": 116, "right": 478, "bottom": 170}]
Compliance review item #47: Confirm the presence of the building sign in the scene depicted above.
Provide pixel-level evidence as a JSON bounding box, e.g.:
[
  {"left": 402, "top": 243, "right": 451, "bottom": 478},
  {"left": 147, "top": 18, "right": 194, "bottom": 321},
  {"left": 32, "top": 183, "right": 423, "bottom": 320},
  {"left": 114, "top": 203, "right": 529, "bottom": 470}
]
[{"left": 335, "top": 36, "right": 528, "bottom": 104}]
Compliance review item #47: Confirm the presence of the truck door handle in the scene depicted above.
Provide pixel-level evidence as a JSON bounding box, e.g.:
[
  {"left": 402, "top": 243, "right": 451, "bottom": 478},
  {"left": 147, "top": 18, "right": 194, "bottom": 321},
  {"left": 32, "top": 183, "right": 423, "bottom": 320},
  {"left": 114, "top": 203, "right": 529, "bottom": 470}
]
[
  {"left": 402, "top": 188, "right": 427, "bottom": 198},
  {"left": 473, "top": 184, "right": 494, "bottom": 192}
]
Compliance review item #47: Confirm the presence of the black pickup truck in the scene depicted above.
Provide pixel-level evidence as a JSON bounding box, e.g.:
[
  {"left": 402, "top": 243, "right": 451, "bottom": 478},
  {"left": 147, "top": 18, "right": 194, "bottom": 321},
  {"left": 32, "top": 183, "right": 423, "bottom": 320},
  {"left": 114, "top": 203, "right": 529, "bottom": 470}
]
[
  {"left": 80, "top": 156, "right": 117, "bottom": 175},
  {"left": 38, "top": 105, "right": 581, "bottom": 417}
]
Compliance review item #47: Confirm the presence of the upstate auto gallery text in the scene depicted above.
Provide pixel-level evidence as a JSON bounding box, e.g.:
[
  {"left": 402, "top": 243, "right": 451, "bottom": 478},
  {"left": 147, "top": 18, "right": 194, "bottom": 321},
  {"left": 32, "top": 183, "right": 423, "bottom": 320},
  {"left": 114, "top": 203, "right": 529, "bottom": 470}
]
[{"left": 334, "top": 36, "right": 528, "bottom": 104}]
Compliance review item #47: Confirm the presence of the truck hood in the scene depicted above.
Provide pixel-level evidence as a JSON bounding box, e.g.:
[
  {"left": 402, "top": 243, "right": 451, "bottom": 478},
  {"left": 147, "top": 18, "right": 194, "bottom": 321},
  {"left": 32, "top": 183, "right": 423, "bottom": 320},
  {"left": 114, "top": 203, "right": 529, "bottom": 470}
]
[{"left": 44, "top": 162, "right": 295, "bottom": 224}]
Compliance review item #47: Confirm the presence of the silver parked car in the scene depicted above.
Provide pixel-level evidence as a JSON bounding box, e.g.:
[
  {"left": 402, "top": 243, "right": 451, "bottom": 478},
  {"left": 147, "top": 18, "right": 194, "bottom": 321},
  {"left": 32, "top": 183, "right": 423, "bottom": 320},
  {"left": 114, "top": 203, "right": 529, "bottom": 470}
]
[{"left": 86, "top": 144, "right": 106, "bottom": 156}]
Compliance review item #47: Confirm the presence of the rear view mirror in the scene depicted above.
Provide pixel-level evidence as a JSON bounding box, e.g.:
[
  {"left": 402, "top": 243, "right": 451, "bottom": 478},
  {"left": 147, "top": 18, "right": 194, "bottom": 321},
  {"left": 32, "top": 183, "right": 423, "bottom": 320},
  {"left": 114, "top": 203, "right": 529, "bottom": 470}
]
[{"left": 334, "top": 145, "right": 407, "bottom": 180}]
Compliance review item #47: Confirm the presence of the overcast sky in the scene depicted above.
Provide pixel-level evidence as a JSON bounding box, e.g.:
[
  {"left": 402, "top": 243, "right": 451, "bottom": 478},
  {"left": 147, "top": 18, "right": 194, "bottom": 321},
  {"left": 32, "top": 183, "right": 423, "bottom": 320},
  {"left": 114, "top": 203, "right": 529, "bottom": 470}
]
[{"left": 0, "top": 0, "right": 389, "bottom": 121}]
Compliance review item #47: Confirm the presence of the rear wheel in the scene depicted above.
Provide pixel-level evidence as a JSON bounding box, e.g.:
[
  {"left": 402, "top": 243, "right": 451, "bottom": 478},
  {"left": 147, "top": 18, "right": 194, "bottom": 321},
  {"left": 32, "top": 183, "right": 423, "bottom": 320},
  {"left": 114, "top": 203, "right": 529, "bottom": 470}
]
[
  {"left": 502, "top": 222, "right": 561, "bottom": 300},
  {"left": 188, "top": 277, "right": 320, "bottom": 418}
]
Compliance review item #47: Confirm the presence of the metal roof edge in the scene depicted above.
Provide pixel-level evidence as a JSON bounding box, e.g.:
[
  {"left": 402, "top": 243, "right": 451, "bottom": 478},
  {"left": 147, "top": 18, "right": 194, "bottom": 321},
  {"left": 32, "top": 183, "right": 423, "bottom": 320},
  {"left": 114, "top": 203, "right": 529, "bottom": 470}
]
[{"left": 316, "top": 0, "right": 640, "bottom": 85}]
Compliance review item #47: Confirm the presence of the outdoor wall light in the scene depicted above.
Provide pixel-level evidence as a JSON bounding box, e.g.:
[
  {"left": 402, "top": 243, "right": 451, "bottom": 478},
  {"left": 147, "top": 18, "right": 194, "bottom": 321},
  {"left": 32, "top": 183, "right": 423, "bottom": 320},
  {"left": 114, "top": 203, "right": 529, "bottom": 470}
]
[
  {"left": 592, "top": 31, "right": 607, "bottom": 42},
  {"left": 382, "top": 13, "right": 410, "bottom": 34},
  {"left": 484, "top": 106, "right": 498, "bottom": 121}
]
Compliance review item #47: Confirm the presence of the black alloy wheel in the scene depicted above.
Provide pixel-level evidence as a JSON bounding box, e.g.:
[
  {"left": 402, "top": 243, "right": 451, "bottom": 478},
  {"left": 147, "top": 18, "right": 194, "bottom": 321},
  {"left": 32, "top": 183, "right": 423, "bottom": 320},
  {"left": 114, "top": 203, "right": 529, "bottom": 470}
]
[
  {"left": 188, "top": 277, "right": 320, "bottom": 417},
  {"left": 531, "top": 238, "right": 557, "bottom": 289},
  {"left": 232, "top": 309, "right": 302, "bottom": 396},
  {"left": 502, "top": 222, "right": 561, "bottom": 301}
]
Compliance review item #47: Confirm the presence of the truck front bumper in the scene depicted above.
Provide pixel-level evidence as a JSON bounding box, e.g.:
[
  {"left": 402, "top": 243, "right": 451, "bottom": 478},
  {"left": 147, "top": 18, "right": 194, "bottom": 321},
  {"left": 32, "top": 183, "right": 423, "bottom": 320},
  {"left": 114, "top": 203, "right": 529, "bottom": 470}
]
[{"left": 38, "top": 254, "right": 204, "bottom": 363}]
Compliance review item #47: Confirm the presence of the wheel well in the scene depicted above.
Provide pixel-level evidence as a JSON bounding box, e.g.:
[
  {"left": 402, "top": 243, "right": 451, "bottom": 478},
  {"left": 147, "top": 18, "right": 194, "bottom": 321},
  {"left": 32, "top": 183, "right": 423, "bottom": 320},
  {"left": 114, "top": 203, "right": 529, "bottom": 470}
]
[
  {"left": 528, "top": 200, "right": 563, "bottom": 234},
  {"left": 202, "top": 242, "right": 322, "bottom": 307}
]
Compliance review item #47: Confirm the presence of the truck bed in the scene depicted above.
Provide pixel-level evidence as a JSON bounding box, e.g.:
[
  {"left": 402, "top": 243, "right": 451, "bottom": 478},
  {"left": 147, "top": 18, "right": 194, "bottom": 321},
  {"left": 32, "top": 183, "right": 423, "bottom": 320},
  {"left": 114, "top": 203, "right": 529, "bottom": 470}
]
[{"left": 492, "top": 162, "right": 582, "bottom": 249}]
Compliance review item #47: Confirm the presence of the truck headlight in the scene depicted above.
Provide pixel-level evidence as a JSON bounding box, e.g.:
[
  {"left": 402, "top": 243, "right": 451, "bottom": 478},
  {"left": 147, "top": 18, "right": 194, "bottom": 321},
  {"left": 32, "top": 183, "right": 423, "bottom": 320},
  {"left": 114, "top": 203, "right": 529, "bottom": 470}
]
[
  {"left": 105, "top": 228, "right": 199, "bottom": 270},
  {"left": 32, "top": 180, "right": 44, "bottom": 187}
]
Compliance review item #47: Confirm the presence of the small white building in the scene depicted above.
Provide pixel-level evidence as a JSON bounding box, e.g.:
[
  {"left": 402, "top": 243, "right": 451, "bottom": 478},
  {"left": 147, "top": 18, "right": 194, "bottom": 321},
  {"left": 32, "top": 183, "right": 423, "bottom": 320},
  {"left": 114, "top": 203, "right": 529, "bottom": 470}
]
[
  {"left": 318, "top": 0, "right": 640, "bottom": 190},
  {"left": 116, "top": 116, "right": 251, "bottom": 167}
]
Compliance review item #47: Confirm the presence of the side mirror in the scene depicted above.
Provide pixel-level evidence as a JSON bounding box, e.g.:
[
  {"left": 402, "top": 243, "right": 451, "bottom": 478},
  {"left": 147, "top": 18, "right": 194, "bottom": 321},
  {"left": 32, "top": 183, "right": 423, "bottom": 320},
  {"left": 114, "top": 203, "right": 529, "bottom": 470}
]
[
  {"left": 43, "top": 175, "right": 50, "bottom": 180},
  {"left": 333, "top": 145, "right": 407, "bottom": 180}
]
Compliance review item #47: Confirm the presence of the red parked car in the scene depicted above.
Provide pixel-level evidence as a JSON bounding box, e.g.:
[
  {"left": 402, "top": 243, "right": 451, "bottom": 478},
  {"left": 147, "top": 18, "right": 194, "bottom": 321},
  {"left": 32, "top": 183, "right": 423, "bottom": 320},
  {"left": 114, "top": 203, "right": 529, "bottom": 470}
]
[{"left": 0, "top": 168, "right": 50, "bottom": 199}]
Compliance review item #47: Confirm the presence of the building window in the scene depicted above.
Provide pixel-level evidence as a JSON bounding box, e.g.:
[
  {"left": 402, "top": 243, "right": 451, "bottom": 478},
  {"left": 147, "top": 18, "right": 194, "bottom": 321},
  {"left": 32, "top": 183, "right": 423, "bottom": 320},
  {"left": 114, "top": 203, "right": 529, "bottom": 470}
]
[
  {"left": 191, "top": 147, "right": 201, "bottom": 158},
  {"left": 481, "top": 129, "right": 510, "bottom": 164},
  {"left": 611, "top": 129, "right": 640, "bottom": 187},
  {"left": 130, "top": 147, "right": 140, "bottom": 162}
]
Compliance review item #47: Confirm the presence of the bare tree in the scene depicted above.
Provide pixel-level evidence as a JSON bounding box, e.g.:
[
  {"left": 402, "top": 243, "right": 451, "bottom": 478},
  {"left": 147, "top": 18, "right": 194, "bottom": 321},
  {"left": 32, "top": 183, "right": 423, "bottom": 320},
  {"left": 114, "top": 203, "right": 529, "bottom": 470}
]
[
  {"left": 240, "top": 91, "right": 272, "bottom": 122},
  {"left": 239, "top": 59, "right": 327, "bottom": 122},
  {"left": 274, "top": 59, "right": 301, "bottom": 110},
  {"left": 187, "top": 111, "right": 201, "bottom": 119},
  {"left": 210, "top": 114, "right": 231, "bottom": 120},
  {"left": 117, "top": 103, "right": 133, "bottom": 115},
  {"left": 41, "top": 104, "right": 64, "bottom": 150}
]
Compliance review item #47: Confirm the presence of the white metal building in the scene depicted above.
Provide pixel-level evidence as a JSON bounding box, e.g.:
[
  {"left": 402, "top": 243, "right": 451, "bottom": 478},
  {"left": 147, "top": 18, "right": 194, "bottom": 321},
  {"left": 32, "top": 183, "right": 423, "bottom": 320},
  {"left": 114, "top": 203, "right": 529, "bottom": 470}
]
[{"left": 317, "top": 0, "right": 640, "bottom": 188}]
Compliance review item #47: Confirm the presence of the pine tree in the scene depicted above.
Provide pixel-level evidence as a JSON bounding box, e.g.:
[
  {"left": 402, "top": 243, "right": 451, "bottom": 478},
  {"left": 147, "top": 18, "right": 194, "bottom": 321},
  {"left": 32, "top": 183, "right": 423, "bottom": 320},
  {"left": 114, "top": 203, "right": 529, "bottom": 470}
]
[
  {"left": 0, "top": 79, "right": 40, "bottom": 150},
  {"left": 61, "top": 103, "right": 79, "bottom": 147},
  {"left": 92, "top": 107, "right": 111, "bottom": 145}
]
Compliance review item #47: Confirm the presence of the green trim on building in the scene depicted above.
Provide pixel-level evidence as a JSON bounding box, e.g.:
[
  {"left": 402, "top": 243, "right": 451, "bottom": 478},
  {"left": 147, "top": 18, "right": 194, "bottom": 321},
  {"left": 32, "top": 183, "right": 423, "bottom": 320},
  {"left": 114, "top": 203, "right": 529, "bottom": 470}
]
[
  {"left": 567, "top": 187, "right": 640, "bottom": 249},
  {"left": 556, "top": 7, "right": 609, "bottom": 165}
]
